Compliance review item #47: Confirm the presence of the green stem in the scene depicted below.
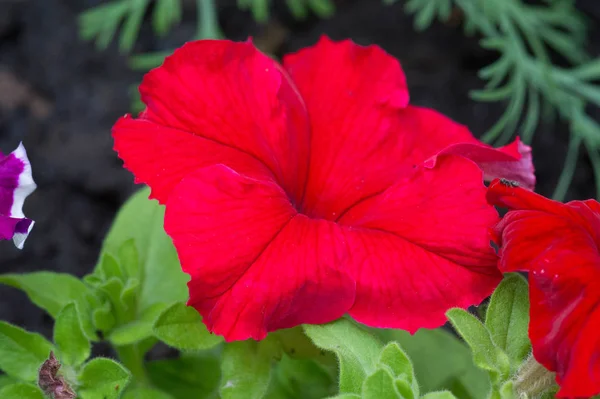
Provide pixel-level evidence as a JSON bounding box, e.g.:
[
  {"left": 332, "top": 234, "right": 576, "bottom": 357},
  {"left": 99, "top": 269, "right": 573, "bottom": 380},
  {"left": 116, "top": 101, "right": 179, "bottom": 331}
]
[
  {"left": 115, "top": 344, "right": 150, "bottom": 386},
  {"left": 513, "top": 355, "right": 557, "bottom": 397}
]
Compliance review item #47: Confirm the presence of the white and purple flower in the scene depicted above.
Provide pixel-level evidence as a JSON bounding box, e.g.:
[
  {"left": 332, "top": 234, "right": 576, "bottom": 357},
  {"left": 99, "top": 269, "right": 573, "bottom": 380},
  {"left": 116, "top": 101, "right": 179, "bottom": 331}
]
[{"left": 0, "top": 143, "right": 36, "bottom": 249}]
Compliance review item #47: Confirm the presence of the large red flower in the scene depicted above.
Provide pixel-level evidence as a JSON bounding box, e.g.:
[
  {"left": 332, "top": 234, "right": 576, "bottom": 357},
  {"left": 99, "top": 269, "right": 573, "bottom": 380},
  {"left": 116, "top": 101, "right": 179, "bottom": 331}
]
[
  {"left": 113, "top": 37, "right": 535, "bottom": 341},
  {"left": 487, "top": 179, "right": 600, "bottom": 398}
]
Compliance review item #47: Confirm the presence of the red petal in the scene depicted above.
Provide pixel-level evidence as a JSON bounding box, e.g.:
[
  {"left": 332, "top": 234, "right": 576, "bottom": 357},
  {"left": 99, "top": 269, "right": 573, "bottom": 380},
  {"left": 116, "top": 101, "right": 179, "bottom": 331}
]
[
  {"left": 400, "top": 107, "right": 536, "bottom": 190},
  {"left": 529, "top": 250, "right": 600, "bottom": 398},
  {"left": 487, "top": 180, "right": 600, "bottom": 397},
  {"left": 115, "top": 39, "right": 310, "bottom": 204},
  {"left": 338, "top": 155, "right": 501, "bottom": 331},
  {"left": 113, "top": 116, "right": 271, "bottom": 202},
  {"left": 283, "top": 37, "right": 411, "bottom": 220},
  {"left": 164, "top": 165, "right": 355, "bottom": 341}
]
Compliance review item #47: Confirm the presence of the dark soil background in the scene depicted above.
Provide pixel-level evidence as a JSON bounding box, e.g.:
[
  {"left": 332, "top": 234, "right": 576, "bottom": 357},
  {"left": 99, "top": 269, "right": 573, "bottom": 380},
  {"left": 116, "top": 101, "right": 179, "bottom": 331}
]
[{"left": 0, "top": 0, "right": 598, "bottom": 339}]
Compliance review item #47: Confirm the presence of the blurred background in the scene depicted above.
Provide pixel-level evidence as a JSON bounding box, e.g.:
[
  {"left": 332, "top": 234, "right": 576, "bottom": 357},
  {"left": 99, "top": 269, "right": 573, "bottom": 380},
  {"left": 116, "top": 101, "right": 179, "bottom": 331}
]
[{"left": 0, "top": 0, "right": 598, "bottom": 338}]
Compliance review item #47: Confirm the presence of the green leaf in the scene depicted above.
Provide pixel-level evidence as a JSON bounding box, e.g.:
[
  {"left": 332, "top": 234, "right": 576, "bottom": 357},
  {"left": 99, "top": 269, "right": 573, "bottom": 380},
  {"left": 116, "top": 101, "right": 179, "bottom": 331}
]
[
  {"left": 93, "top": 300, "right": 117, "bottom": 332},
  {"left": 271, "top": 326, "right": 332, "bottom": 359},
  {"left": 122, "top": 386, "right": 174, "bottom": 399},
  {"left": 375, "top": 328, "right": 489, "bottom": 398},
  {"left": 0, "top": 375, "right": 18, "bottom": 389},
  {"left": 54, "top": 303, "right": 91, "bottom": 367},
  {"left": 421, "top": 392, "right": 458, "bottom": 399},
  {"left": 118, "top": 239, "right": 141, "bottom": 279},
  {"left": 328, "top": 395, "right": 361, "bottom": 399},
  {"left": 147, "top": 352, "right": 221, "bottom": 399},
  {"left": 394, "top": 377, "right": 415, "bottom": 399},
  {"left": 485, "top": 274, "right": 531, "bottom": 366},
  {"left": 98, "top": 277, "right": 127, "bottom": 324},
  {"left": 0, "top": 272, "right": 97, "bottom": 340},
  {"left": 0, "top": 321, "right": 54, "bottom": 380},
  {"left": 304, "top": 318, "right": 383, "bottom": 394},
  {"left": 100, "top": 187, "right": 188, "bottom": 311},
  {"left": 362, "top": 368, "right": 401, "bottom": 399},
  {"left": 78, "top": 358, "right": 131, "bottom": 399},
  {"left": 153, "top": 302, "right": 222, "bottom": 350},
  {"left": 0, "top": 383, "right": 45, "bottom": 399},
  {"left": 378, "top": 342, "right": 418, "bottom": 396},
  {"left": 109, "top": 303, "right": 167, "bottom": 346},
  {"left": 220, "top": 339, "right": 280, "bottom": 399},
  {"left": 446, "top": 309, "right": 510, "bottom": 383},
  {"left": 264, "top": 355, "right": 336, "bottom": 399},
  {"left": 378, "top": 342, "right": 414, "bottom": 380},
  {"left": 499, "top": 381, "right": 516, "bottom": 399},
  {"left": 99, "top": 253, "right": 125, "bottom": 282}
]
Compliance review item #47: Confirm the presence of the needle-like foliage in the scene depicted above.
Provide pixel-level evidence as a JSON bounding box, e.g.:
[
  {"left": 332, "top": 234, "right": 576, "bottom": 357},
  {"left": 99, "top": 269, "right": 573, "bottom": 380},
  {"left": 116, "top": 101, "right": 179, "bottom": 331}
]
[{"left": 402, "top": 0, "right": 600, "bottom": 200}]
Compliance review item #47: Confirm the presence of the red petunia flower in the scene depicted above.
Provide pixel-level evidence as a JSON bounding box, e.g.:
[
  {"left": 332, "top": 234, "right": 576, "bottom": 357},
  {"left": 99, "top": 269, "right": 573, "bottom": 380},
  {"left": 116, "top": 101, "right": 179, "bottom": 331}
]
[
  {"left": 487, "top": 179, "right": 600, "bottom": 398},
  {"left": 113, "top": 37, "right": 535, "bottom": 341}
]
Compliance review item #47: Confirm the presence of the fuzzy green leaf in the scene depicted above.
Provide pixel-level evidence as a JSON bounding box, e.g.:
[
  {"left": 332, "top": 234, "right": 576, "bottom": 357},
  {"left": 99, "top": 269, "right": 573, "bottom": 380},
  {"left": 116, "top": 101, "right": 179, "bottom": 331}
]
[
  {"left": 0, "top": 322, "right": 54, "bottom": 380},
  {"left": 378, "top": 342, "right": 418, "bottom": 397},
  {"left": 421, "top": 392, "right": 458, "bottom": 399},
  {"left": 153, "top": 302, "right": 222, "bottom": 350},
  {"left": 0, "top": 272, "right": 97, "bottom": 340},
  {"left": 271, "top": 326, "right": 330, "bottom": 359},
  {"left": 376, "top": 327, "right": 489, "bottom": 398},
  {"left": 485, "top": 273, "right": 531, "bottom": 367},
  {"left": 0, "top": 375, "right": 18, "bottom": 389},
  {"left": 54, "top": 303, "right": 91, "bottom": 367},
  {"left": 122, "top": 386, "right": 174, "bottom": 399},
  {"left": 304, "top": 319, "right": 383, "bottom": 394},
  {"left": 99, "top": 253, "right": 125, "bottom": 282},
  {"left": 220, "top": 339, "right": 280, "bottom": 399},
  {"left": 378, "top": 342, "right": 414, "bottom": 381},
  {"left": 446, "top": 309, "right": 510, "bottom": 383},
  {"left": 264, "top": 355, "right": 336, "bottom": 399},
  {"left": 100, "top": 187, "right": 188, "bottom": 312},
  {"left": 93, "top": 300, "right": 116, "bottom": 332},
  {"left": 109, "top": 303, "right": 167, "bottom": 346},
  {"left": 147, "top": 352, "right": 221, "bottom": 399},
  {"left": 0, "top": 383, "right": 45, "bottom": 399},
  {"left": 362, "top": 368, "right": 400, "bottom": 399},
  {"left": 78, "top": 358, "right": 131, "bottom": 399},
  {"left": 118, "top": 239, "right": 140, "bottom": 279}
]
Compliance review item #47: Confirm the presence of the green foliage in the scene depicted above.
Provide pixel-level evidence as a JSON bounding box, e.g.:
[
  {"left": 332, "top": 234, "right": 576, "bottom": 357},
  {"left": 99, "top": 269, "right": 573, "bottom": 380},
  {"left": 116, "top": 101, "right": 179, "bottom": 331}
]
[
  {"left": 376, "top": 328, "right": 489, "bottom": 398},
  {"left": 485, "top": 273, "right": 531, "bottom": 369},
  {"left": 122, "top": 386, "right": 175, "bottom": 399},
  {"left": 220, "top": 339, "right": 281, "bottom": 399},
  {"left": 446, "top": 274, "right": 536, "bottom": 398},
  {"left": 0, "top": 322, "right": 54, "bottom": 381},
  {"left": 238, "top": 0, "right": 335, "bottom": 22},
  {"left": 152, "top": 302, "right": 223, "bottom": 351},
  {"left": 78, "top": 358, "right": 131, "bottom": 399},
  {"left": 361, "top": 368, "right": 400, "bottom": 399},
  {"left": 403, "top": 0, "right": 600, "bottom": 200},
  {"left": 0, "top": 272, "right": 98, "bottom": 340},
  {"left": 147, "top": 352, "right": 221, "bottom": 399},
  {"left": 304, "top": 318, "right": 383, "bottom": 394},
  {"left": 54, "top": 303, "right": 91, "bottom": 367},
  {"left": 265, "top": 355, "right": 336, "bottom": 399},
  {"left": 446, "top": 309, "right": 511, "bottom": 384},
  {"left": 0, "top": 383, "right": 45, "bottom": 399}
]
